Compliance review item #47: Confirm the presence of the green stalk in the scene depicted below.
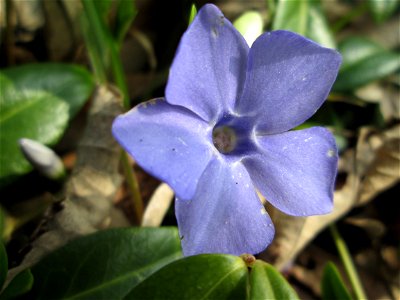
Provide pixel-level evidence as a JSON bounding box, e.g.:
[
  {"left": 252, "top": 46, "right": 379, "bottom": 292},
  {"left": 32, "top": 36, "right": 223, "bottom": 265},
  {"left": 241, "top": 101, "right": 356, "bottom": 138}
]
[
  {"left": 82, "top": 0, "right": 129, "bottom": 108},
  {"left": 109, "top": 41, "right": 130, "bottom": 109},
  {"left": 121, "top": 151, "right": 143, "bottom": 224},
  {"left": 330, "top": 224, "right": 368, "bottom": 300},
  {"left": 81, "top": 0, "right": 108, "bottom": 83},
  {"left": 82, "top": 0, "right": 143, "bottom": 223}
]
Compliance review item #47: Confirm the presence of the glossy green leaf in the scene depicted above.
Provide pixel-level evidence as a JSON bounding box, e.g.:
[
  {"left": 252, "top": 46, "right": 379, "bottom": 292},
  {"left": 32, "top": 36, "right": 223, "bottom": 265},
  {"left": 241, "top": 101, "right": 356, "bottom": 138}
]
[
  {"left": 0, "top": 83, "right": 69, "bottom": 186},
  {"left": 334, "top": 38, "right": 400, "bottom": 91},
  {"left": 234, "top": 11, "right": 263, "bottom": 46},
  {"left": 321, "top": 262, "right": 352, "bottom": 300},
  {"left": 0, "top": 242, "right": 7, "bottom": 291},
  {"left": 249, "top": 260, "right": 299, "bottom": 300},
  {"left": 0, "top": 269, "right": 34, "bottom": 300},
  {"left": 30, "top": 227, "right": 182, "bottom": 300},
  {"left": 0, "top": 75, "right": 14, "bottom": 102},
  {"left": 126, "top": 254, "right": 248, "bottom": 300},
  {"left": 367, "top": 0, "right": 400, "bottom": 23},
  {"left": 2, "top": 63, "right": 94, "bottom": 118},
  {"left": 273, "top": 0, "right": 335, "bottom": 48}
]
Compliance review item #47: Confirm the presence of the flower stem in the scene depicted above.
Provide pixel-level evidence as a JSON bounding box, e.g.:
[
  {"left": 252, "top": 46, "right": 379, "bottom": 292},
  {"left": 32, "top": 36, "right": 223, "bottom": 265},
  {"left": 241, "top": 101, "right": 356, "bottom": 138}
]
[
  {"left": 329, "top": 224, "right": 368, "bottom": 300},
  {"left": 121, "top": 151, "right": 143, "bottom": 225},
  {"left": 108, "top": 37, "right": 130, "bottom": 109}
]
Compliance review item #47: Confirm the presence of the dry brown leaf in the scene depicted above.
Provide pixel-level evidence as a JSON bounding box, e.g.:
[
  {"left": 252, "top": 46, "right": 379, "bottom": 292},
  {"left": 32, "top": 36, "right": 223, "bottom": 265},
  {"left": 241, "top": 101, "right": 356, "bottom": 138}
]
[
  {"left": 345, "top": 216, "right": 386, "bottom": 238},
  {"left": 356, "top": 83, "right": 400, "bottom": 121},
  {"left": 357, "top": 125, "right": 400, "bottom": 204}
]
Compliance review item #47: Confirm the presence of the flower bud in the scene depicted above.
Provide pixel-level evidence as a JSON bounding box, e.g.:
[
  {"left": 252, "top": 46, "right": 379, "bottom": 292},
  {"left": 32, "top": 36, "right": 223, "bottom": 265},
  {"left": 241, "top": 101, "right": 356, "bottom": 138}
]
[{"left": 19, "top": 138, "right": 65, "bottom": 180}]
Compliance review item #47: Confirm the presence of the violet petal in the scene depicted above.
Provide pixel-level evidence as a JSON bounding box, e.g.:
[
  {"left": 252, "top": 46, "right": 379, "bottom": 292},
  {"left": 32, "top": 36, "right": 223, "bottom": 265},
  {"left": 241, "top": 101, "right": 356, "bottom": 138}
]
[
  {"left": 112, "top": 98, "right": 213, "bottom": 200},
  {"left": 236, "top": 30, "right": 341, "bottom": 134},
  {"left": 175, "top": 157, "right": 274, "bottom": 256},
  {"left": 166, "top": 4, "right": 249, "bottom": 122},
  {"left": 243, "top": 127, "right": 337, "bottom": 216}
]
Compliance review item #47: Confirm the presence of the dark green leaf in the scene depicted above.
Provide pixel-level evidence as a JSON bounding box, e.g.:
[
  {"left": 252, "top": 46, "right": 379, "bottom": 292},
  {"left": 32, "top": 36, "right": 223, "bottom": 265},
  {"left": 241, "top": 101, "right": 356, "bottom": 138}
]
[
  {"left": 0, "top": 208, "right": 4, "bottom": 242},
  {"left": 2, "top": 63, "right": 94, "bottom": 118},
  {"left": 0, "top": 83, "right": 69, "bottom": 186},
  {"left": 0, "top": 242, "right": 7, "bottom": 291},
  {"left": 30, "top": 227, "right": 182, "bottom": 300},
  {"left": 0, "top": 269, "right": 34, "bottom": 300},
  {"left": 321, "top": 262, "right": 352, "bottom": 300},
  {"left": 334, "top": 38, "right": 400, "bottom": 91},
  {"left": 249, "top": 260, "right": 299, "bottom": 300},
  {"left": 126, "top": 254, "right": 248, "bottom": 300},
  {"left": 367, "top": 0, "right": 400, "bottom": 23},
  {"left": 114, "top": 0, "right": 137, "bottom": 45}
]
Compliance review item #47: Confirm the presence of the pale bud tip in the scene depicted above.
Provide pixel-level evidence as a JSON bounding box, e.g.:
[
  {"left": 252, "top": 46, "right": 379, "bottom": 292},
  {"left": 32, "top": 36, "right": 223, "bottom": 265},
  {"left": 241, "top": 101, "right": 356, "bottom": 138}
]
[{"left": 19, "top": 138, "right": 65, "bottom": 180}]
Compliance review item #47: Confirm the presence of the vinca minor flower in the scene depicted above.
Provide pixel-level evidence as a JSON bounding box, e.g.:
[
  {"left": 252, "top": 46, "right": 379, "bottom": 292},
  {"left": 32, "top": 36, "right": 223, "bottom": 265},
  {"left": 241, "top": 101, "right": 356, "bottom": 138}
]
[{"left": 112, "top": 4, "right": 341, "bottom": 256}]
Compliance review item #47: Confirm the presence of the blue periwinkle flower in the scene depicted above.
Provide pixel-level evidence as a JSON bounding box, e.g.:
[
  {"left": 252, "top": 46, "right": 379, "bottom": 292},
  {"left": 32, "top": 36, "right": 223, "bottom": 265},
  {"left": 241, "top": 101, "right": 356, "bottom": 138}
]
[{"left": 112, "top": 4, "right": 342, "bottom": 256}]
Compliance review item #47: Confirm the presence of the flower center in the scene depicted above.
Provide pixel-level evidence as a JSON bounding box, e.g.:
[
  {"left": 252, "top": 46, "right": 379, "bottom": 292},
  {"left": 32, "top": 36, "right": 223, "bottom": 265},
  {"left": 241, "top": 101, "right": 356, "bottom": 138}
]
[{"left": 212, "top": 126, "right": 237, "bottom": 153}]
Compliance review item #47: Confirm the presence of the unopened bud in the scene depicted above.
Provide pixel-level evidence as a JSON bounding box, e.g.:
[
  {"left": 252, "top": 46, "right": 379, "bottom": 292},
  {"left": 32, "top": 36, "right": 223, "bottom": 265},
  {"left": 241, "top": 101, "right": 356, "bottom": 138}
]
[{"left": 19, "top": 138, "right": 65, "bottom": 180}]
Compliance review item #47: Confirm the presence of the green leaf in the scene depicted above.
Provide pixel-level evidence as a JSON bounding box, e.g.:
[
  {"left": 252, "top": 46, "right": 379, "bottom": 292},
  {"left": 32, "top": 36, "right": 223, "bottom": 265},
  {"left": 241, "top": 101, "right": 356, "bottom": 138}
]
[
  {"left": 249, "top": 260, "right": 299, "bottom": 300},
  {"left": 0, "top": 208, "right": 4, "bottom": 242},
  {"left": 93, "top": 0, "right": 137, "bottom": 45},
  {"left": 272, "top": 0, "right": 336, "bottom": 48},
  {"left": 307, "top": 2, "right": 336, "bottom": 49},
  {"left": 234, "top": 11, "right": 263, "bottom": 46},
  {"left": 126, "top": 254, "right": 248, "bottom": 300},
  {"left": 0, "top": 84, "right": 69, "bottom": 186},
  {"left": 114, "top": 0, "right": 137, "bottom": 45},
  {"left": 339, "top": 37, "right": 383, "bottom": 71},
  {"left": 273, "top": 0, "right": 309, "bottom": 36},
  {"left": 93, "top": 0, "right": 114, "bottom": 18},
  {"left": 321, "top": 262, "right": 352, "bottom": 300},
  {"left": 2, "top": 63, "right": 94, "bottom": 118},
  {"left": 0, "top": 242, "right": 7, "bottom": 291},
  {"left": 0, "top": 269, "right": 34, "bottom": 300},
  {"left": 30, "top": 227, "right": 182, "bottom": 300},
  {"left": 367, "top": 0, "right": 400, "bottom": 23},
  {"left": 334, "top": 38, "right": 400, "bottom": 91}
]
